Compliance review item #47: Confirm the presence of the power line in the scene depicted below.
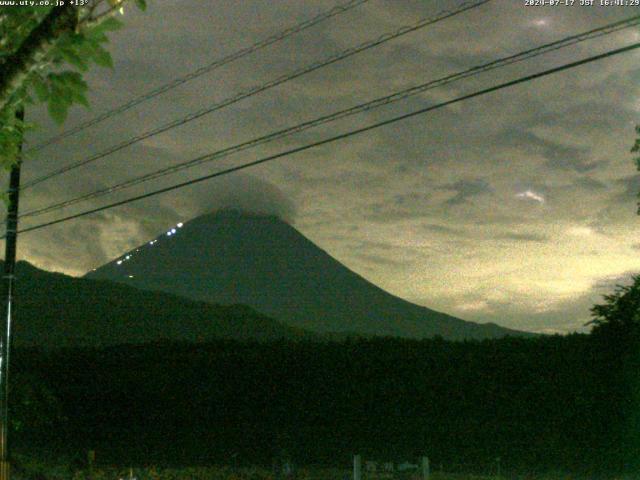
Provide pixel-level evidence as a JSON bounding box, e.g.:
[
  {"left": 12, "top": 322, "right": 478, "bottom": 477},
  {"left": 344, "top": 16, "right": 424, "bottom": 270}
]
[
  {"left": 25, "top": 0, "right": 372, "bottom": 154},
  {"left": 19, "top": 13, "right": 640, "bottom": 220},
  {"left": 20, "top": 0, "right": 492, "bottom": 191},
  {"left": 10, "top": 40, "right": 640, "bottom": 239}
]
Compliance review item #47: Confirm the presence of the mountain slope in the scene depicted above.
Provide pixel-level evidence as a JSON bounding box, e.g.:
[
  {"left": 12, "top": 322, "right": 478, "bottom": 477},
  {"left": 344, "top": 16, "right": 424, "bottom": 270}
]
[
  {"left": 8, "top": 260, "right": 310, "bottom": 347},
  {"left": 85, "top": 210, "right": 531, "bottom": 340}
]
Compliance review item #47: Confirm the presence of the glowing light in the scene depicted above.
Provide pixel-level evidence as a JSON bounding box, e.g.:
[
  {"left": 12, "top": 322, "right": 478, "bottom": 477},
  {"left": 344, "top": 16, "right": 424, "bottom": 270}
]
[
  {"left": 117, "top": 260, "right": 123, "bottom": 265},
  {"left": 171, "top": 228, "right": 177, "bottom": 234},
  {"left": 167, "top": 231, "right": 172, "bottom": 236},
  {"left": 177, "top": 223, "right": 183, "bottom": 228},
  {"left": 516, "top": 190, "right": 545, "bottom": 203},
  {"left": 149, "top": 242, "right": 154, "bottom": 245},
  {"left": 128, "top": 275, "right": 134, "bottom": 278}
]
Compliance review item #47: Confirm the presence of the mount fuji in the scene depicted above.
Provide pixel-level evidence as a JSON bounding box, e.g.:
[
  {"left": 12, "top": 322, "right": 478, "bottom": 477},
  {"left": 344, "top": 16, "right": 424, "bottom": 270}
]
[{"left": 85, "top": 210, "right": 530, "bottom": 340}]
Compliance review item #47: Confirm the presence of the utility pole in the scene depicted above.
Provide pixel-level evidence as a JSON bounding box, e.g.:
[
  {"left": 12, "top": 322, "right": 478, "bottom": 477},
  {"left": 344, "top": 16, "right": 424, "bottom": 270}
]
[
  {"left": 421, "top": 456, "right": 430, "bottom": 480},
  {"left": 0, "top": 107, "right": 24, "bottom": 480},
  {"left": 353, "top": 454, "right": 362, "bottom": 480}
]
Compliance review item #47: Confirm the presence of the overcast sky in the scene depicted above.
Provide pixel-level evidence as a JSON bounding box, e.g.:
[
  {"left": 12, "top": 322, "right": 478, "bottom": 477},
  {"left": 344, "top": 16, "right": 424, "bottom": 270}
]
[{"left": 9, "top": 0, "right": 640, "bottom": 334}]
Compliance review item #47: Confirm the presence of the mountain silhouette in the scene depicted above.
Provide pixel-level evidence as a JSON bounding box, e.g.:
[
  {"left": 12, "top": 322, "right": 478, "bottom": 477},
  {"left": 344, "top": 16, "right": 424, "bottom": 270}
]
[
  {"left": 86, "top": 210, "right": 531, "bottom": 340},
  {"left": 7, "top": 260, "right": 310, "bottom": 347}
]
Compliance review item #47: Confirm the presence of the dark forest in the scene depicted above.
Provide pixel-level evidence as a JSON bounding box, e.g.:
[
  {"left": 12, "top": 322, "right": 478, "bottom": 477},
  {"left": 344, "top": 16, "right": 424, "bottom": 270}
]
[{"left": 10, "top": 326, "right": 640, "bottom": 477}]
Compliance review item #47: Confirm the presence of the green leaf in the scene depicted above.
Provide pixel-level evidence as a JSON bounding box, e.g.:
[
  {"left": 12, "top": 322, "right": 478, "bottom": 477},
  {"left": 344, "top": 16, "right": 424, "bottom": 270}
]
[
  {"left": 73, "top": 92, "right": 90, "bottom": 109},
  {"left": 135, "top": 0, "right": 147, "bottom": 11},
  {"left": 98, "top": 17, "right": 123, "bottom": 32},
  {"left": 47, "top": 72, "right": 64, "bottom": 86},
  {"left": 30, "top": 75, "right": 49, "bottom": 102},
  {"left": 71, "top": 39, "right": 96, "bottom": 63},
  {"left": 49, "top": 80, "right": 73, "bottom": 105},
  {"left": 48, "top": 98, "right": 68, "bottom": 124},
  {"left": 56, "top": 71, "right": 87, "bottom": 89},
  {"left": 68, "top": 31, "right": 86, "bottom": 46},
  {"left": 90, "top": 44, "right": 114, "bottom": 68},
  {"left": 58, "top": 46, "right": 89, "bottom": 71},
  {"left": 84, "top": 29, "right": 108, "bottom": 43},
  {"left": 84, "top": 27, "right": 109, "bottom": 43}
]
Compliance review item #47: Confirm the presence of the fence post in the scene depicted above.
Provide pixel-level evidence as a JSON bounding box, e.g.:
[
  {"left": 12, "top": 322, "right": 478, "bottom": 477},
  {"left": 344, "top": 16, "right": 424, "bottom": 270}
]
[
  {"left": 87, "top": 450, "right": 95, "bottom": 472},
  {"left": 354, "top": 455, "right": 362, "bottom": 480},
  {"left": 421, "top": 456, "right": 429, "bottom": 480}
]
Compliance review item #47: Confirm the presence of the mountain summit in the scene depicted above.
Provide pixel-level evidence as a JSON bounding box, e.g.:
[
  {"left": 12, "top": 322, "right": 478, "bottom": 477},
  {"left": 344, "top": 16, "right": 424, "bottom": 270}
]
[{"left": 86, "top": 210, "right": 529, "bottom": 340}]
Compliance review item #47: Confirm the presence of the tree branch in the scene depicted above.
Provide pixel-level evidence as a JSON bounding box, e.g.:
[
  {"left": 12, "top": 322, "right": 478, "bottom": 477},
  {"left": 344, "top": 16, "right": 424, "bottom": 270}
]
[
  {"left": 81, "top": 6, "right": 122, "bottom": 29},
  {"left": 0, "top": 5, "right": 77, "bottom": 113}
]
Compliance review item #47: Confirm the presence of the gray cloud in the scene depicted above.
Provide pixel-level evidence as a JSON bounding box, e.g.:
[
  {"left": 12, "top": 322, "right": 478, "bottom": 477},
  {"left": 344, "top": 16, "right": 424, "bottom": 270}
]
[
  {"left": 10, "top": 0, "right": 640, "bottom": 333},
  {"left": 592, "top": 270, "right": 640, "bottom": 291},
  {"left": 351, "top": 253, "right": 406, "bottom": 268},
  {"left": 573, "top": 176, "right": 608, "bottom": 191},
  {"left": 441, "top": 178, "right": 493, "bottom": 206},
  {"left": 493, "top": 232, "right": 550, "bottom": 243},
  {"left": 614, "top": 174, "right": 640, "bottom": 203},
  {"left": 495, "top": 129, "right": 601, "bottom": 173},
  {"left": 362, "top": 201, "right": 429, "bottom": 223},
  {"left": 176, "top": 175, "right": 298, "bottom": 223},
  {"left": 420, "top": 223, "right": 462, "bottom": 235}
]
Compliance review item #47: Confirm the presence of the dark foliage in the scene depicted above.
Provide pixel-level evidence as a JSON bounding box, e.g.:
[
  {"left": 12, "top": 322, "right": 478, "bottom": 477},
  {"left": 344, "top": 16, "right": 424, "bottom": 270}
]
[
  {"left": 8, "top": 331, "right": 639, "bottom": 477},
  {"left": 588, "top": 275, "right": 640, "bottom": 339}
]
